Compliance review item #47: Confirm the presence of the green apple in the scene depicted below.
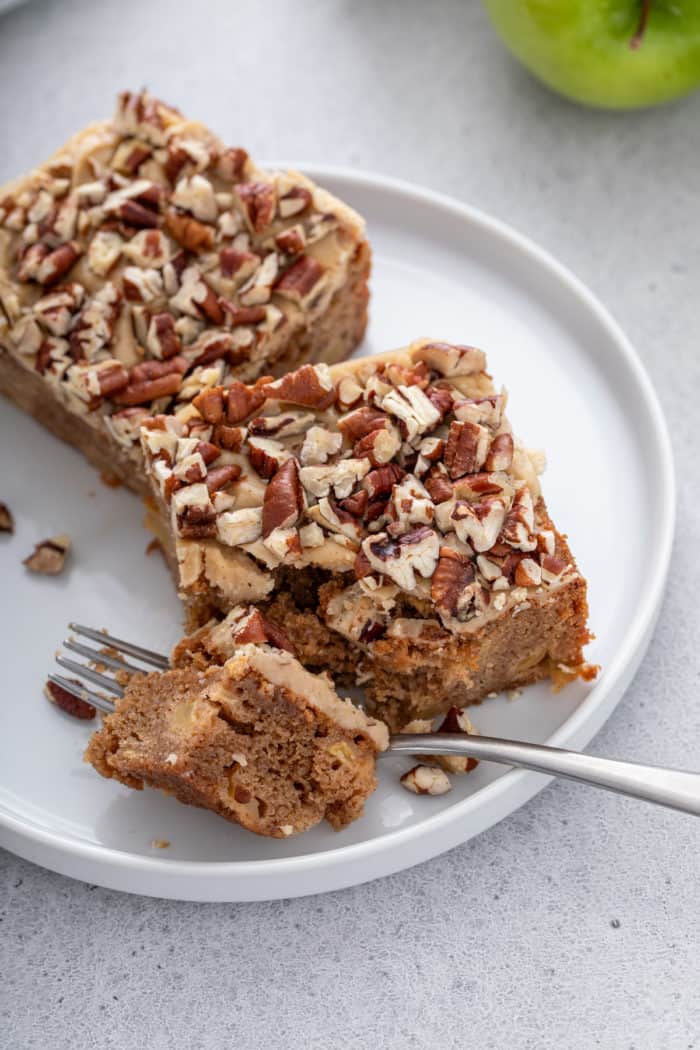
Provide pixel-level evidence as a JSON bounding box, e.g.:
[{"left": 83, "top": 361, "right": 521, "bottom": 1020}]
[{"left": 482, "top": 0, "right": 700, "bottom": 109}]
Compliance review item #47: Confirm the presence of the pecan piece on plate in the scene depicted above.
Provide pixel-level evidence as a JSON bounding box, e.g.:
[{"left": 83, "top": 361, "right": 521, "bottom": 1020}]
[{"left": 23, "top": 534, "right": 71, "bottom": 575}]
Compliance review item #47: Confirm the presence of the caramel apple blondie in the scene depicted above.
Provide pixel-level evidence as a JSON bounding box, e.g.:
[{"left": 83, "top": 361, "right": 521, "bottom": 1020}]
[
  {"left": 0, "top": 90, "right": 370, "bottom": 492},
  {"left": 86, "top": 608, "right": 388, "bottom": 837},
  {"left": 139, "top": 338, "right": 593, "bottom": 731}
]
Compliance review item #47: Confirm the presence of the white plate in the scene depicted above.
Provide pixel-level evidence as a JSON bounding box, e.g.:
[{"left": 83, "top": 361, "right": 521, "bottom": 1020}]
[{"left": 0, "top": 169, "right": 674, "bottom": 902}]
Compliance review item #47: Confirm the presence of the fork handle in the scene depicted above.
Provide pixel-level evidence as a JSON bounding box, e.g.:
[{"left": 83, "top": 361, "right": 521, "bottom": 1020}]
[{"left": 390, "top": 734, "right": 700, "bottom": 816}]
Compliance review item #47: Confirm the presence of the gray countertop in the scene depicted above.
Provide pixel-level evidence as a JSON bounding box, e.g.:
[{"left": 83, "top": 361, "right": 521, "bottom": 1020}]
[{"left": 2, "top": 1, "right": 699, "bottom": 1046}]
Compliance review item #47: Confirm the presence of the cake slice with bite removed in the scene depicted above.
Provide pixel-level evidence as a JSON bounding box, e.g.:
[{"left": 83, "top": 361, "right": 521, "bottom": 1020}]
[
  {"left": 85, "top": 609, "right": 388, "bottom": 837},
  {"left": 139, "top": 338, "right": 594, "bottom": 732}
]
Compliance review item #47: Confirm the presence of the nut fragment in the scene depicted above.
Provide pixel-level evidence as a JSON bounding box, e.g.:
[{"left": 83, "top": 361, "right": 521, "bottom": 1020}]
[
  {"left": 0, "top": 501, "right": 14, "bottom": 533},
  {"left": 232, "top": 608, "right": 296, "bottom": 654},
  {"left": 44, "top": 679, "right": 95, "bottom": 720},
  {"left": 400, "top": 764, "right": 452, "bottom": 796},
  {"left": 262, "top": 363, "right": 335, "bottom": 409},
  {"left": 23, "top": 534, "right": 71, "bottom": 575},
  {"left": 444, "top": 420, "right": 490, "bottom": 479},
  {"left": 431, "top": 547, "right": 476, "bottom": 619},
  {"left": 262, "top": 458, "right": 304, "bottom": 538},
  {"left": 432, "top": 706, "right": 480, "bottom": 774},
  {"left": 362, "top": 526, "right": 439, "bottom": 592}
]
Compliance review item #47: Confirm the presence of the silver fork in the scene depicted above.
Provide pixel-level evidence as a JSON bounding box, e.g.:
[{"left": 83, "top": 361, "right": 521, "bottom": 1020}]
[{"left": 52, "top": 623, "right": 700, "bottom": 817}]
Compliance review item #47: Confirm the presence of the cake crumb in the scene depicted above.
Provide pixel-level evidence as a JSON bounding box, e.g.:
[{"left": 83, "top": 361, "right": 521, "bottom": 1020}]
[
  {"left": 279, "top": 825, "right": 295, "bottom": 837},
  {"left": 506, "top": 688, "right": 522, "bottom": 702},
  {"left": 0, "top": 501, "right": 14, "bottom": 533},
  {"left": 165, "top": 753, "right": 178, "bottom": 765},
  {"left": 145, "top": 538, "right": 163, "bottom": 557},
  {"left": 151, "top": 839, "right": 170, "bottom": 849},
  {"left": 100, "top": 470, "right": 122, "bottom": 489}
]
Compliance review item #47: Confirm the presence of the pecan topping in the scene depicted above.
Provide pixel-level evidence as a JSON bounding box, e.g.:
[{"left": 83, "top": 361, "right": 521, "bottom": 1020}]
[
  {"left": 278, "top": 186, "right": 312, "bottom": 218},
  {"left": 262, "top": 364, "right": 335, "bottom": 409},
  {"left": 275, "top": 225, "right": 305, "bottom": 256},
  {"left": 400, "top": 765, "right": 452, "bottom": 796},
  {"left": 262, "top": 458, "right": 304, "bottom": 538},
  {"left": 337, "top": 406, "right": 386, "bottom": 442},
  {"left": 205, "top": 464, "right": 242, "bottom": 493},
  {"left": 164, "top": 208, "right": 214, "bottom": 253},
  {"left": 233, "top": 608, "right": 296, "bottom": 654},
  {"left": 37, "top": 242, "right": 82, "bottom": 286},
  {"left": 363, "top": 463, "right": 405, "bottom": 499},
  {"left": 274, "top": 255, "right": 323, "bottom": 298},
  {"left": 424, "top": 469, "right": 453, "bottom": 505},
  {"left": 113, "top": 372, "right": 182, "bottom": 406},
  {"left": 219, "top": 248, "right": 259, "bottom": 278},
  {"left": 484, "top": 432, "right": 514, "bottom": 472},
  {"left": 236, "top": 181, "right": 277, "bottom": 232},
  {"left": 216, "top": 147, "right": 249, "bottom": 182},
  {"left": 247, "top": 436, "right": 288, "bottom": 478},
  {"left": 219, "top": 301, "right": 266, "bottom": 326},
  {"left": 431, "top": 548, "right": 476, "bottom": 618},
  {"left": 212, "top": 423, "right": 245, "bottom": 451},
  {"left": 412, "top": 341, "right": 486, "bottom": 377},
  {"left": 23, "top": 534, "right": 71, "bottom": 575},
  {"left": 451, "top": 497, "right": 506, "bottom": 552},
  {"left": 426, "top": 385, "right": 454, "bottom": 419},
  {"left": 353, "top": 421, "right": 401, "bottom": 467},
  {"left": 193, "top": 387, "right": 225, "bottom": 424},
  {"left": 0, "top": 502, "right": 14, "bottom": 533},
  {"left": 514, "top": 557, "right": 542, "bottom": 588},
  {"left": 444, "top": 420, "right": 490, "bottom": 479},
  {"left": 146, "top": 312, "right": 181, "bottom": 359},
  {"left": 501, "top": 484, "right": 536, "bottom": 552},
  {"left": 44, "top": 680, "right": 95, "bottom": 720},
  {"left": 226, "top": 379, "right": 270, "bottom": 423},
  {"left": 362, "top": 526, "right": 440, "bottom": 592},
  {"left": 194, "top": 440, "right": 221, "bottom": 465}
]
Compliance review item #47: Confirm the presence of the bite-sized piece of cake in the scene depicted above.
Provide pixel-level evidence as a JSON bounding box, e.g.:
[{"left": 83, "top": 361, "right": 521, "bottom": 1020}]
[
  {"left": 141, "top": 339, "right": 594, "bottom": 731},
  {"left": 85, "top": 635, "right": 388, "bottom": 837},
  {"left": 0, "top": 90, "right": 370, "bottom": 492}
]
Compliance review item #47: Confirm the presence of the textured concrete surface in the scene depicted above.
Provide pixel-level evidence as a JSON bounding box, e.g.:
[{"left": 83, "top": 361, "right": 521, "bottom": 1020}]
[{"left": 1, "top": 1, "right": 699, "bottom": 1047}]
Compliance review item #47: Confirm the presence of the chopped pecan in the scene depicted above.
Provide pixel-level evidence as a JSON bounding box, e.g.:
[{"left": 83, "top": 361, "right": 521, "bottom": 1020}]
[
  {"left": 194, "top": 440, "right": 221, "bottom": 465},
  {"left": 216, "top": 507, "right": 263, "bottom": 546},
  {"left": 444, "top": 420, "right": 490, "bottom": 479},
  {"left": 193, "top": 386, "right": 225, "bottom": 424},
  {"left": 262, "top": 458, "right": 304, "bottom": 538},
  {"left": 381, "top": 384, "right": 440, "bottom": 443},
  {"left": 337, "top": 405, "right": 386, "bottom": 442},
  {"left": 353, "top": 421, "right": 401, "bottom": 467},
  {"left": 94, "top": 361, "right": 129, "bottom": 397},
  {"left": 426, "top": 385, "right": 454, "bottom": 419},
  {"left": 540, "top": 553, "right": 570, "bottom": 583},
  {"left": 118, "top": 198, "right": 160, "bottom": 229},
  {"left": 193, "top": 278, "right": 225, "bottom": 325},
  {"left": 236, "top": 181, "right": 277, "bottom": 232},
  {"left": 146, "top": 312, "right": 182, "bottom": 359},
  {"left": 0, "top": 502, "right": 14, "bottom": 533},
  {"left": 262, "top": 364, "right": 335, "bottom": 409},
  {"left": 275, "top": 225, "right": 305, "bottom": 255},
  {"left": 172, "top": 484, "right": 216, "bottom": 538},
  {"left": 23, "top": 534, "right": 71, "bottom": 575},
  {"left": 171, "top": 174, "right": 217, "bottom": 222},
  {"left": 501, "top": 484, "right": 536, "bottom": 552},
  {"left": 363, "top": 463, "right": 405, "bottom": 499},
  {"left": 128, "top": 356, "right": 188, "bottom": 384},
  {"left": 226, "top": 379, "right": 270, "bottom": 423},
  {"left": 274, "top": 255, "right": 323, "bottom": 298},
  {"left": 339, "top": 489, "right": 369, "bottom": 518},
  {"left": 424, "top": 469, "right": 453, "bottom": 505},
  {"left": 206, "top": 464, "right": 242, "bottom": 493},
  {"left": 300, "top": 458, "right": 370, "bottom": 499},
  {"left": 44, "top": 679, "right": 95, "bottom": 720},
  {"left": 484, "top": 432, "right": 514, "bottom": 472},
  {"left": 219, "top": 300, "right": 266, "bottom": 326},
  {"left": 451, "top": 497, "right": 506, "bottom": 553},
  {"left": 278, "top": 186, "right": 312, "bottom": 218},
  {"left": 454, "top": 394, "right": 504, "bottom": 427},
  {"left": 212, "top": 423, "right": 245, "bottom": 451},
  {"left": 233, "top": 608, "right": 296, "bottom": 654},
  {"left": 36, "top": 241, "right": 82, "bottom": 286},
  {"left": 412, "top": 341, "right": 486, "bottom": 377},
  {"left": 433, "top": 707, "right": 479, "bottom": 774},
  {"left": 113, "top": 372, "right": 182, "bottom": 406},
  {"left": 400, "top": 765, "right": 451, "bottom": 796},
  {"left": 361, "top": 526, "right": 440, "bottom": 592},
  {"left": 216, "top": 147, "right": 249, "bottom": 182},
  {"left": 300, "top": 425, "right": 343, "bottom": 465},
  {"left": 336, "top": 376, "right": 364, "bottom": 411},
  {"left": 164, "top": 208, "right": 214, "bottom": 253},
  {"left": 431, "top": 547, "right": 476, "bottom": 618},
  {"left": 514, "top": 557, "right": 542, "bottom": 587},
  {"left": 219, "top": 248, "right": 259, "bottom": 278},
  {"left": 248, "top": 436, "right": 288, "bottom": 478}
]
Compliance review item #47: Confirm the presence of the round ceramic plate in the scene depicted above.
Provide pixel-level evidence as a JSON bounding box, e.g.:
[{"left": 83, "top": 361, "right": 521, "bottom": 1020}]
[{"left": 0, "top": 168, "right": 674, "bottom": 902}]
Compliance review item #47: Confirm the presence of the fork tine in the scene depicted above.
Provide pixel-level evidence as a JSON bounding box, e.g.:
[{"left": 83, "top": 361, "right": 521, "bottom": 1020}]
[
  {"left": 55, "top": 654, "right": 125, "bottom": 696},
  {"left": 68, "top": 623, "right": 170, "bottom": 670},
  {"left": 63, "top": 638, "right": 146, "bottom": 676},
  {"left": 47, "top": 673, "right": 116, "bottom": 715}
]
